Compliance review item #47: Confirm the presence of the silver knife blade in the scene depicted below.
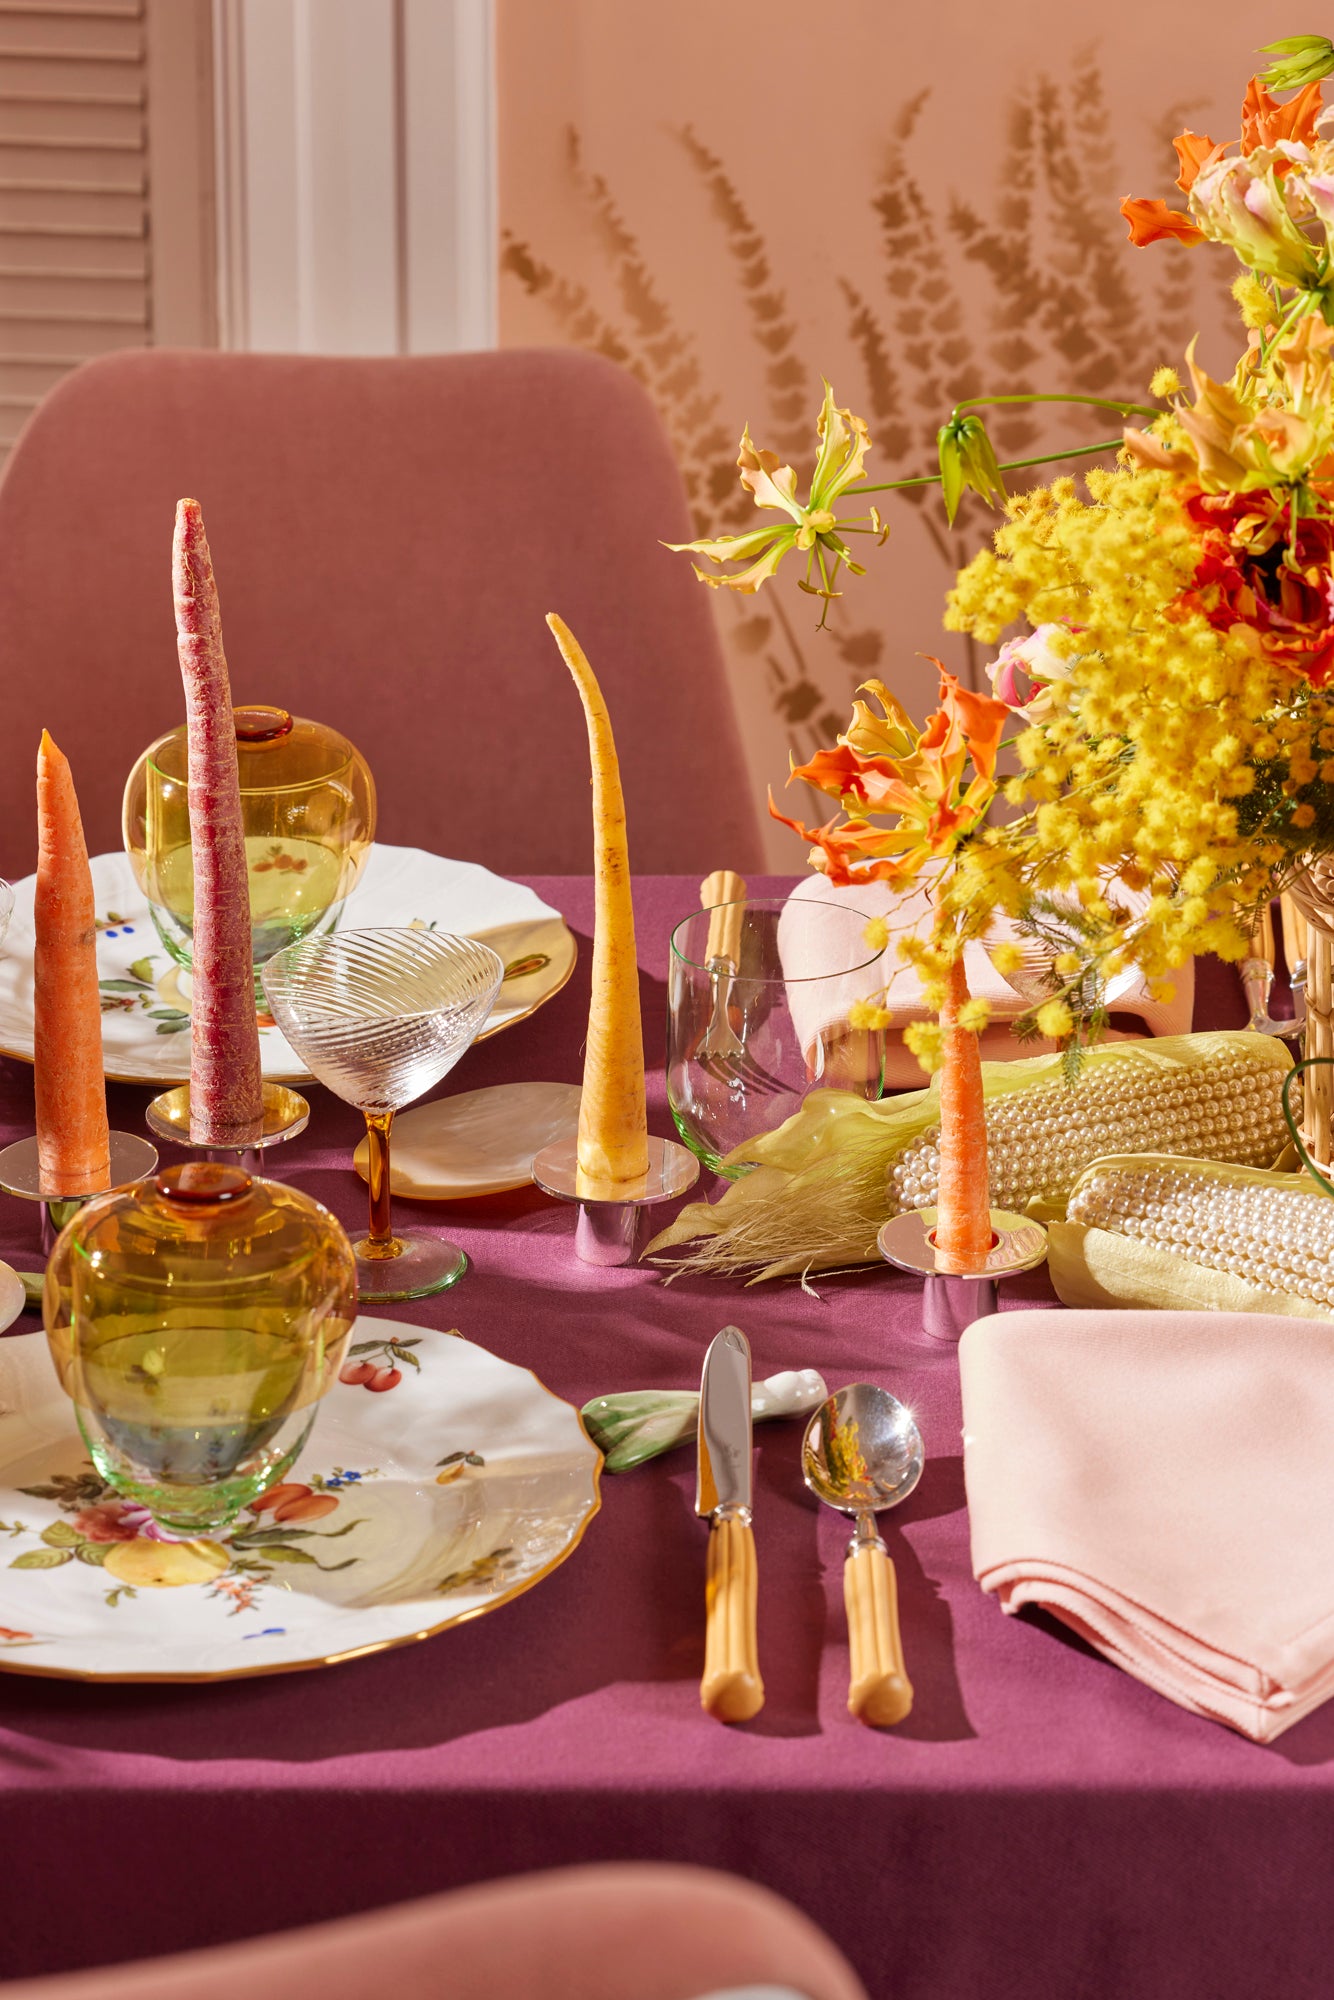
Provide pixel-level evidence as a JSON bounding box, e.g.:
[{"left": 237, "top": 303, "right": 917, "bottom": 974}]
[{"left": 695, "top": 1325, "right": 753, "bottom": 1518}]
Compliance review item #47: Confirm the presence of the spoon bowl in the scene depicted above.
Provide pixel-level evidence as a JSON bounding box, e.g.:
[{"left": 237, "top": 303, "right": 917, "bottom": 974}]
[
  {"left": 802, "top": 1382, "right": 924, "bottom": 1727},
  {"left": 801, "top": 1383, "right": 924, "bottom": 1517}
]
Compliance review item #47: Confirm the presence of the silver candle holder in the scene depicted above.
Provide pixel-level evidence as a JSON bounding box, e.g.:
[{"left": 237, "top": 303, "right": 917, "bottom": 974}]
[
  {"left": 0, "top": 1130, "right": 160, "bottom": 1255},
  {"left": 532, "top": 1135, "right": 700, "bottom": 1266},
  {"left": 878, "top": 1206, "right": 1049, "bottom": 1343}
]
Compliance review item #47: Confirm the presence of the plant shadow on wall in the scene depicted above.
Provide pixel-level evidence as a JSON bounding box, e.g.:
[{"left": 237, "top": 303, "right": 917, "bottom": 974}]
[{"left": 501, "top": 51, "right": 1236, "bottom": 765}]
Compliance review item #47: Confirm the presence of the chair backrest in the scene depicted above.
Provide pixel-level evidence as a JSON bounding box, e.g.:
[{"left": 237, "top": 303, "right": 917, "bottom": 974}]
[
  {"left": 0, "top": 348, "right": 764, "bottom": 881},
  {"left": 0, "top": 1863, "right": 870, "bottom": 2000}
]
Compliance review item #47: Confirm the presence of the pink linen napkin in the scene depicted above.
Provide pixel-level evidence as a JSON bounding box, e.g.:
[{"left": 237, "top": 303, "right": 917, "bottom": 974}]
[
  {"left": 778, "top": 876, "right": 1195, "bottom": 1090},
  {"left": 959, "top": 1308, "right": 1334, "bottom": 1741}
]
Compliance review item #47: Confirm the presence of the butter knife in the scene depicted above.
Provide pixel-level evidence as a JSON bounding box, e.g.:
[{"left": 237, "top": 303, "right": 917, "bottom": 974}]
[{"left": 696, "top": 1325, "right": 764, "bottom": 1722}]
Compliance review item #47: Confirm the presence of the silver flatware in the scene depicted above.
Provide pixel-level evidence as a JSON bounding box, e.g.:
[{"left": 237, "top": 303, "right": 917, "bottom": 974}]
[
  {"left": 696, "top": 1324, "right": 764, "bottom": 1722},
  {"left": 802, "top": 1382, "right": 922, "bottom": 1726},
  {"left": 694, "top": 872, "right": 786, "bottom": 1096}
]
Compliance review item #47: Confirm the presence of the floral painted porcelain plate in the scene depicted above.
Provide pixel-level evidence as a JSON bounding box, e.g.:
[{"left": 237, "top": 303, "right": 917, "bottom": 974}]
[
  {"left": 0, "top": 1318, "right": 601, "bottom": 1681},
  {"left": 0, "top": 846, "right": 576, "bottom": 1085}
]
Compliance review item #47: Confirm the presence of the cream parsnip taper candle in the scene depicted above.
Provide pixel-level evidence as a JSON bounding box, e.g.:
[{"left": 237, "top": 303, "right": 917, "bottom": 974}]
[{"left": 546, "top": 613, "right": 649, "bottom": 1185}]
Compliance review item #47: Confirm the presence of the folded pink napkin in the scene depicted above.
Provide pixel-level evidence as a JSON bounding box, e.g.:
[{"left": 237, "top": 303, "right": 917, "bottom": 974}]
[
  {"left": 779, "top": 876, "right": 1194, "bottom": 1090},
  {"left": 959, "top": 1307, "right": 1334, "bottom": 1741}
]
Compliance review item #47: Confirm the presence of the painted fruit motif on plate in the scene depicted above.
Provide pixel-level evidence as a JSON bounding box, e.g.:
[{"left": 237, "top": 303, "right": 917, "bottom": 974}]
[{"left": 0, "top": 1318, "right": 600, "bottom": 1680}]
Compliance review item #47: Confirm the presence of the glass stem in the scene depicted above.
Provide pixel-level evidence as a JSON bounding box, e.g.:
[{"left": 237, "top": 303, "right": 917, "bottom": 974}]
[{"left": 363, "top": 1110, "right": 398, "bottom": 1258}]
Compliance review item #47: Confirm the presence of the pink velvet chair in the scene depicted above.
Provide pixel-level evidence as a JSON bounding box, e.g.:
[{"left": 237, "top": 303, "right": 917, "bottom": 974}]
[
  {"left": 0, "top": 1864, "right": 869, "bottom": 2000},
  {"left": 0, "top": 348, "right": 764, "bottom": 880}
]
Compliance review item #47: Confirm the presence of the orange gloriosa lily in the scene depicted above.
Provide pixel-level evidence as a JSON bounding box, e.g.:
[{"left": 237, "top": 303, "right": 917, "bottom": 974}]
[
  {"left": 770, "top": 667, "right": 1010, "bottom": 886},
  {"left": 1240, "top": 75, "right": 1325, "bottom": 153}
]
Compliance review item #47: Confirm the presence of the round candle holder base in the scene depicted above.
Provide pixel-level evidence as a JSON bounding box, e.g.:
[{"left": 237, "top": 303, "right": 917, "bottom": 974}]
[
  {"left": 532, "top": 1136, "right": 700, "bottom": 1267},
  {"left": 0, "top": 1131, "right": 160, "bottom": 1254},
  {"left": 877, "top": 1207, "right": 1049, "bottom": 1344},
  {"left": 145, "top": 1082, "right": 310, "bottom": 1159}
]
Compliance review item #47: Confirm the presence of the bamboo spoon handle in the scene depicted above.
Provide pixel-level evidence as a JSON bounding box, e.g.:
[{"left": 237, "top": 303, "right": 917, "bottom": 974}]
[
  {"left": 844, "top": 1539, "right": 913, "bottom": 1726},
  {"left": 701, "top": 871, "right": 747, "bottom": 968},
  {"left": 701, "top": 1514, "right": 764, "bottom": 1722}
]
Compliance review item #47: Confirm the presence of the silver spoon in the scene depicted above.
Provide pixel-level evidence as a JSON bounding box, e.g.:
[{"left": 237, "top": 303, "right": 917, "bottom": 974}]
[{"left": 801, "top": 1382, "right": 924, "bottom": 1726}]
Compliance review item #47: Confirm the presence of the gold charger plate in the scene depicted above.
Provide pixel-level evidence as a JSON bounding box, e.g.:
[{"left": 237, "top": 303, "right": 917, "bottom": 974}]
[{"left": 0, "top": 1317, "right": 601, "bottom": 1683}]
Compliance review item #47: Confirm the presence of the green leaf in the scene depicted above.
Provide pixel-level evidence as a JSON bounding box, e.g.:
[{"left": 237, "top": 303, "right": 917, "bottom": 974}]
[
  {"left": 436, "top": 1451, "right": 467, "bottom": 1467},
  {"left": 99, "top": 979, "right": 152, "bottom": 993},
  {"left": 40, "top": 1520, "right": 81, "bottom": 1547},
  {"left": 12, "top": 1548, "right": 73, "bottom": 1569},
  {"left": 391, "top": 1344, "right": 421, "bottom": 1371},
  {"left": 127, "top": 957, "right": 157, "bottom": 983},
  {"left": 258, "top": 1545, "right": 318, "bottom": 1565},
  {"left": 347, "top": 1340, "right": 383, "bottom": 1356},
  {"left": 76, "top": 1541, "right": 111, "bottom": 1566},
  {"left": 315, "top": 1517, "right": 366, "bottom": 1540},
  {"left": 229, "top": 1524, "right": 317, "bottom": 1546}
]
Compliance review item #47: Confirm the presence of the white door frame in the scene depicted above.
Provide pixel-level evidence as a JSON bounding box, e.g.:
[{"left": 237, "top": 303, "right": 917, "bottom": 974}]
[{"left": 212, "top": 0, "right": 495, "bottom": 354}]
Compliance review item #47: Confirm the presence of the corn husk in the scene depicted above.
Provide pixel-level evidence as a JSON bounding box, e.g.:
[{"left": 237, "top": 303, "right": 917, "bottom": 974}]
[
  {"left": 646, "top": 1031, "right": 1293, "bottom": 1282},
  {"left": 1051, "top": 1153, "right": 1333, "bottom": 1320}
]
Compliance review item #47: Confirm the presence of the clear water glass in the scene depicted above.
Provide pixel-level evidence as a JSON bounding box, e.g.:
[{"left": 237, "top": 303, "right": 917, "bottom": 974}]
[
  {"left": 667, "top": 897, "right": 886, "bottom": 1177},
  {"left": 263, "top": 927, "right": 503, "bottom": 1300}
]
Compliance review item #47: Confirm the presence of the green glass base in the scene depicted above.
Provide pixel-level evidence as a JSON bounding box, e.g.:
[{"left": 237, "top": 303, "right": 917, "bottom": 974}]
[
  {"left": 79, "top": 1407, "right": 314, "bottom": 1537},
  {"left": 354, "top": 1233, "right": 469, "bottom": 1301}
]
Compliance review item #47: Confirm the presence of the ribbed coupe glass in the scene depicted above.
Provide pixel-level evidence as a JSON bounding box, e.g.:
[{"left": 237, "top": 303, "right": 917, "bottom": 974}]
[{"left": 263, "top": 928, "right": 504, "bottom": 1300}]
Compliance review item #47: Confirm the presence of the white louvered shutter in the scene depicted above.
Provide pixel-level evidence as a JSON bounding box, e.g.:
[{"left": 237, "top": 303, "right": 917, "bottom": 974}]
[{"left": 0, "top": 0, "right": 214, "bottom": 472}]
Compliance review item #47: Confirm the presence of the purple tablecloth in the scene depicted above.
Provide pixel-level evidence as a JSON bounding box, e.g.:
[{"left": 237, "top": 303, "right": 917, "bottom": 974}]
[{"left": 2, "top": 876, "right": 1328, "bottom": 2000}]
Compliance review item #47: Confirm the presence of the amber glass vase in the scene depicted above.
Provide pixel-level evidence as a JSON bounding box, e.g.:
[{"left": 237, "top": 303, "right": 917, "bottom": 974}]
[
  {"left": 123, "top": 705, "right": 376, "bottom": 981},
  {"left": 44, "top": 1162, "right": 357, "bottom": 1533}
]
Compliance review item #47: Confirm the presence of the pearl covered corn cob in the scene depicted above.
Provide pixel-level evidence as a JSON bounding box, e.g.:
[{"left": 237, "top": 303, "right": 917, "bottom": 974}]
[
  {"left": 887, "top": 1046, "right": 1289, "bottom": 1221},
  {"left": 1051, "top": 1154, "right": 1334, "bottom": 1318}
]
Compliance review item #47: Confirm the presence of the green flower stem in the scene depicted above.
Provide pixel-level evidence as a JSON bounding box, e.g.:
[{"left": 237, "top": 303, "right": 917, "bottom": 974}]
[
  {"left": 1258, "top": 288, "right": 1322, "bottom": 365},
  {"left": 949, "top": 392, "right": 1162, "bottom": 421},
  {"left": 859, "top": 438, "right": 1127, "bottom": 497}
]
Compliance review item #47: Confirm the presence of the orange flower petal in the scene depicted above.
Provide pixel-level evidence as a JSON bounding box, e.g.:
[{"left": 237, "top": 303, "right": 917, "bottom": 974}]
[
  {"left": 1119, "top": 197, "right": 1206, "bottom": 247},
  {"left": 1241, "top": 74, "right": 1325, "bottom": 153},
  {"left": 1172, "top": 129, "right": 1221, "bottom": 192}
]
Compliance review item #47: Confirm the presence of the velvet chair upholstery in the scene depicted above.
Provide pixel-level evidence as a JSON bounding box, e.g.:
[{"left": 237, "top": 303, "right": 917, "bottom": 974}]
[
  {"left": 0, "top": 1864, "right": 869, "bottom": 2000},
  {"left": 0, "top": 348, "right": 764, "bottom": 880}
]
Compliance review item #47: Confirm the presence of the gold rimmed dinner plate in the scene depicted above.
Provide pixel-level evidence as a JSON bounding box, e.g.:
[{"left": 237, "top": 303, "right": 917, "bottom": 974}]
[
  {"left": 353, "top": 1080, "right": 582, "bottom": 1199},
  {"left": 0, "top": 847, "right": 576, "bottom": 1085},
  {"left": 0, "top": 1318, "right": 601, "bottom": 1683}
]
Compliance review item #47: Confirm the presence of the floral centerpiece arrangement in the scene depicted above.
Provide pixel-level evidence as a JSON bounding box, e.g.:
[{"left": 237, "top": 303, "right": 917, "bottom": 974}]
[{"left": 659, "top": 34, "right": 1334, "bottom": 1274}]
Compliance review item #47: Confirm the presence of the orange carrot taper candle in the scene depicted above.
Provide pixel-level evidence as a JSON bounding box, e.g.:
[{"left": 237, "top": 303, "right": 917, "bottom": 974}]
[
  {"left": 546, "top": 613, "right": 650, "bottom": 1186},
  {"left": 33, "top": 731, "right": 111, "bottom": 1197},
  {"left": 172, "top": 498, "right": 264, "bottom": 1145},
  {"left": 932, "top": 953, "right": 994, "bottom": 1271}
]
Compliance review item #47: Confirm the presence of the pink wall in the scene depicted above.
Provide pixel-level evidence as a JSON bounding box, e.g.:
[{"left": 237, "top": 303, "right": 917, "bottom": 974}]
[{"left": 499, "top": 0, "right": 1297, "bottom": 860}]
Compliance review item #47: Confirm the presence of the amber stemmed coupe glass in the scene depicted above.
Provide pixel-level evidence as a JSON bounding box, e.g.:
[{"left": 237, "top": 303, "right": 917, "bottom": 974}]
[{"left": 263, "top": 928, "right": 504, "bottom": 1301}]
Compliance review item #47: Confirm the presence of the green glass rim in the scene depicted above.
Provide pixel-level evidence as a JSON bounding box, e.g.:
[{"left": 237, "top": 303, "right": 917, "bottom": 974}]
[{"left": 668, "top": 894, "right": 883, "bottom": 979}]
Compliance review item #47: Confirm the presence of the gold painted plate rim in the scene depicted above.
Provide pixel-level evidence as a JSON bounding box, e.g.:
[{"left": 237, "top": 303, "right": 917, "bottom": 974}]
[{"left": 0, "top": 1330, "right": 602, "bottom": 1685}]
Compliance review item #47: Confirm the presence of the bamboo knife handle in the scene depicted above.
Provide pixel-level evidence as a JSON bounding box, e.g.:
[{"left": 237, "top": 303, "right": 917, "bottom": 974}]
[
  {"left": 701, "top": 1514, "right": 764, "bottom": 1722},
  {"left": 844, "top": 1541, "right": 913, "bottom": 1726},
  {"left": 701, "top": 871, "right": 747, "bottom": 969}
]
